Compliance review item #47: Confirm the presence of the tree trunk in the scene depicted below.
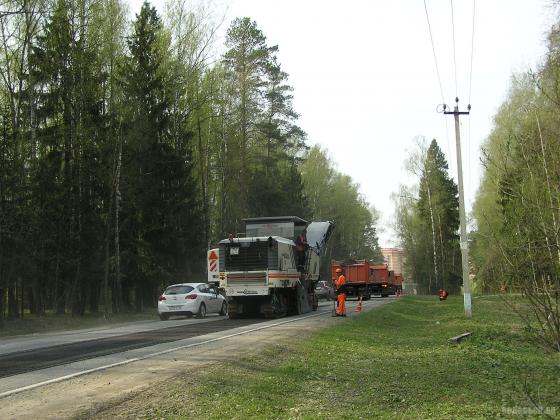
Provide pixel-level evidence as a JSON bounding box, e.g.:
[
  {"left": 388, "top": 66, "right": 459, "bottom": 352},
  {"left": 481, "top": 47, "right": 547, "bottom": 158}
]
[
  {"left": 54, "top": 250, "right": 65, "bottom": 315},
  {"left": 27, "top": 286, "right": 35, "bottom": 315},
  {"left": 135, "top": 285, "right": 143, "bottom": 313},
  {"left": 426, "top": 184, "right": 438, "bottom": 293},
  {"left": 32, "top": 277, "right": 45, "bottom": 316},
  {"left": 103, "top": 182, "right": 113, "bottom": 318},
  {"left": 7, "top": 281, "right": 18, "bottom": 320},
  {"left": 0, "top": 288, "right": 4, "bottom": 329},
  {"left": 113, "top": 131, "right": 123, "bottom": 313},
  {"left": 89, "top": 281, "right": 99, "bottom": 314},
  {"left": 20, "top": 277, "right": 24, "bottom": 318}
]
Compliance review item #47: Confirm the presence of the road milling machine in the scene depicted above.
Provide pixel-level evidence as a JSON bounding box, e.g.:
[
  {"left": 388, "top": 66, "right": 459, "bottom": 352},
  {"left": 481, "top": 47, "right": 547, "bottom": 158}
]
[{"left": 218, "top": 216, "right": 333, "bottom": 318}]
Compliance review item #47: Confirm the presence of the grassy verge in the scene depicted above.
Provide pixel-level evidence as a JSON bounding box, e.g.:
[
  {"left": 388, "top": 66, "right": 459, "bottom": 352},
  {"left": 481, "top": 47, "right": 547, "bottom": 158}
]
[
  {"left": 96, "top": 296, "right": 560, "bottom": 419},
  {"left": 0, "top": 310, "right": 158, "bottom": 338}
]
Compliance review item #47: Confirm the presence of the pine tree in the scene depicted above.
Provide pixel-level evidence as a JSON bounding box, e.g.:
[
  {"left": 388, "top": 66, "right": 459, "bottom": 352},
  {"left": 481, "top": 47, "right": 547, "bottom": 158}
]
[
  {"left": 120, "top": 1, "right": 203, "bottom": 311},
  {"left": 417, "top": 140, "right": 460, "bottom": 293}
]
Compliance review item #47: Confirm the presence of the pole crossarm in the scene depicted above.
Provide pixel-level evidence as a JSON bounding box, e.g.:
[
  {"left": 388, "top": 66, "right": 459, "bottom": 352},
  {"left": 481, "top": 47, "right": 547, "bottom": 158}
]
[{"left": 444, "top": 111, "right": 470, "bottom": 115}]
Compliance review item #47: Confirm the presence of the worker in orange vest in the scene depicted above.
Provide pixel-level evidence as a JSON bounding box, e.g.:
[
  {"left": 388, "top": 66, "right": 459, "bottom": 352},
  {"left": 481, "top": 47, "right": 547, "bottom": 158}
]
[
  {"left": 295, "top": 231, "right": 307, "bottom": 271},
  {"left": 335, "top": 268, "right": 347, "bottom": 316}
]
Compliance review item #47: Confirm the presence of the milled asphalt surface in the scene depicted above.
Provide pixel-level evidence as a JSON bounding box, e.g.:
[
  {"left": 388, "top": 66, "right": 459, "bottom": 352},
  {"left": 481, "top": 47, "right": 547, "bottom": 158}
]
[
  {"left": 0, "top": 318, "right": 264, "bottom": 378},
  {"left": 0, "top": 315, "right": 224, "bottom": 356}
]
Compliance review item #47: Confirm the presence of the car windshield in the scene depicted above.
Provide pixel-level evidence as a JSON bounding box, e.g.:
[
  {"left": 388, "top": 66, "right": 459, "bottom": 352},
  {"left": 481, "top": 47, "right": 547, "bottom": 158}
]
[{"left": 165, "top": 285, "right": 194, "bottom": 295}]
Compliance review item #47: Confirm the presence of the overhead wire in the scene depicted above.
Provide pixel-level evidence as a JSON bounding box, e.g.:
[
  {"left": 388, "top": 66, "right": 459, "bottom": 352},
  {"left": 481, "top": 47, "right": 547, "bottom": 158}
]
[
  {"left": 468, "top": 0, "right": 476, "bottom": 105},
  {"left": 423, "top": 0, "right": 453, "bottom": 169},
  {"left": 467, "top": 0, "right": 476, "bottom": 204},
  {"left": 423, "top": 0, "right": 446, "bottom": 105},
  {"left": 450, "top": 0, "right": 458, "bottom": 99}
]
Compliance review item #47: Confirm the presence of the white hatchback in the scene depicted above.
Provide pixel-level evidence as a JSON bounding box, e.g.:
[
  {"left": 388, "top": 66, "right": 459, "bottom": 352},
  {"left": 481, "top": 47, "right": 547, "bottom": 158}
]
[{"left": 158, "top": 283, "right": 227, "bottom": 320}]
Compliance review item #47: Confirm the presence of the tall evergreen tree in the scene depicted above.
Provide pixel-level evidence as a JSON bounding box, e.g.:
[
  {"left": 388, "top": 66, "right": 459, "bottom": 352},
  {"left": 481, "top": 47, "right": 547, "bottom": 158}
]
[
  {"left": 29, "top": 0, "right": 108, "bottom": 315},
  {"left": 395, "top": 139, "right": 460, "bottom": 294},
  {"left": 221, "top": 17, "right": 272, "bottom": 232},
  {"left": 417, "top": 140, "right": 460, "bottom": 293},
  {"left": 120, "top": 1, "right": 202, "bottom": 311}
]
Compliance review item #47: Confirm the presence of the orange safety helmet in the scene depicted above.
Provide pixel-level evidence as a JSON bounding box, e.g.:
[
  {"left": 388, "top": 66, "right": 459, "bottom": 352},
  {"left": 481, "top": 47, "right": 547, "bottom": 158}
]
[{"left": 335, "top": 268, "right": 343, "bottom": 274}]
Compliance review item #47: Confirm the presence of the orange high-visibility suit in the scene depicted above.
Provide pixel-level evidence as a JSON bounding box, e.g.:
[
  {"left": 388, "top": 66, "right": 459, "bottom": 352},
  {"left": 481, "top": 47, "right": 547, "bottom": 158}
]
[{"left": 335, "top": 273, "right": 346, "bottom": 316}]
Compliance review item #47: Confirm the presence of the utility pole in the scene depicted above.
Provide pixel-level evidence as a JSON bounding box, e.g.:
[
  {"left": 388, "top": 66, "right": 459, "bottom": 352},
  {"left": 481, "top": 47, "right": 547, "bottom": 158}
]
[{"left": 444, "top": 97, "right": 472, "bottom": 318}]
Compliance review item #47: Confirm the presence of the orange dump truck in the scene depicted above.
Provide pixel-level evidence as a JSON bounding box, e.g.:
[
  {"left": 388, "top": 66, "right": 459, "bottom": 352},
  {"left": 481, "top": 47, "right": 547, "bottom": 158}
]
[
  {"left": 370, "top": 265, "right": 393, "bottom": 297},
  {"left": 393, "top": 274, "right": 403, "bottom": 295},
  {"left": 331, "top": 260, "right": 393, "bottom": 298}
]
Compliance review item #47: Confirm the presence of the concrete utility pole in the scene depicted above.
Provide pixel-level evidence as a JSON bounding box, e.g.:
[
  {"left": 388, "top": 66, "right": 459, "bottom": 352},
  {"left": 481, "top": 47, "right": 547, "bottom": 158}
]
[{"left": 444, "top": 97, "right": 472, "bottom": 318}]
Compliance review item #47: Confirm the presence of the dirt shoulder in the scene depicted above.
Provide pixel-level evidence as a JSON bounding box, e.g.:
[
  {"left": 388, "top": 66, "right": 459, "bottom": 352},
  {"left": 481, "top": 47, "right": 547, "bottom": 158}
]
[{"left": 78, "top": 323, "right": 314, "bottom": 419}]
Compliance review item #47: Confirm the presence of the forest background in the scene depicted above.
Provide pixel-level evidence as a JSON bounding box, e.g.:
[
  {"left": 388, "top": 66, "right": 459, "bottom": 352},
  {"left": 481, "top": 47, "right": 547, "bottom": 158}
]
[{"left": 0, "top": 0, "right": 383, "bottom": 320}]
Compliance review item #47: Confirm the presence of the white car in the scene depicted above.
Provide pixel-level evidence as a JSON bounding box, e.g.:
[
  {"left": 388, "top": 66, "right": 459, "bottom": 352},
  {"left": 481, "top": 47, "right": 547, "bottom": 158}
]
[{"left": 158, "top": 283, "right": 227, "bottom": 320}]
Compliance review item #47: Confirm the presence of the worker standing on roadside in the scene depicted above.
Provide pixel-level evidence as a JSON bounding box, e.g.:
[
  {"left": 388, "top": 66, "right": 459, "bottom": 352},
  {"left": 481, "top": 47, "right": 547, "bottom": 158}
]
[{"left": 335, "top": 268, "right": 347, "bottom": 316}]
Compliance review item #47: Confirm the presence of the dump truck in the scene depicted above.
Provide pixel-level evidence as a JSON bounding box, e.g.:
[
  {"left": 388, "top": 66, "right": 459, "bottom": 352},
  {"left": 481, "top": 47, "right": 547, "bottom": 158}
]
[
  {"left": 331, "top": 260, "right": 373, "bottom": 299},
  {"left": 219, "top": 216, "right": 333, "bottom": 318},
  {"left": 332, "top": 261, "right": 393, "bottom": 298},
  {"left": 370, "top": 265, "right": 393, "bottom": 297},
  {"left": 393, "top": 274, "right": 403, "bottom": 295}
]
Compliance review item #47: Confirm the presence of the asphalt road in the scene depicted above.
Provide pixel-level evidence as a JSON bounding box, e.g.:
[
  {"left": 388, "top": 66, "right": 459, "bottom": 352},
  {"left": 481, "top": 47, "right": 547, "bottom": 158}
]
[
  {"left": 0, "top": 318, "right": 263, "bottom": 379},
  {"left": 0, "top": 297, "right": 395, "bottom": 406}
]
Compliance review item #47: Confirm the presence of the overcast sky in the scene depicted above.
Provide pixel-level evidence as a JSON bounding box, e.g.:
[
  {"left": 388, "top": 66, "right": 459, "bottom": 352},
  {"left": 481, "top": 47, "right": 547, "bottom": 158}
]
[{"left": 130, "top": 0, "right": 553, "bottom": 246}]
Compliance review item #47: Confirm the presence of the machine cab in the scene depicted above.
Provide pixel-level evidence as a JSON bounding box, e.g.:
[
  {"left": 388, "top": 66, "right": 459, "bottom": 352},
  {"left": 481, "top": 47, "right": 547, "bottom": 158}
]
[{"left": 243, "top": 216, "right": 308, "bottom": 240}]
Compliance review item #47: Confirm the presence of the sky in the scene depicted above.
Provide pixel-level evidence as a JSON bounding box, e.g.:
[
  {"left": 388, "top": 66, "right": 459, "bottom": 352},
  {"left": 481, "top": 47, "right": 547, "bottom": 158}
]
[{"left": 129, "top": 0, "right": 553, "bottom": 246}]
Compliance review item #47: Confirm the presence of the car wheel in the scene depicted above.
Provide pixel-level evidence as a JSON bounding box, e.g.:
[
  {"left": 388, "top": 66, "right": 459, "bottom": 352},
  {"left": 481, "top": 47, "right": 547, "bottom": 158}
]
[
  {"left": 159, "top": 313, "right": 169, "bottom": 321},
  {"left": 219, "top": 301, "right": 227, "bottom": 316},
  {"left": 196, "top": 303, "right": 207, "bottom": 319}
]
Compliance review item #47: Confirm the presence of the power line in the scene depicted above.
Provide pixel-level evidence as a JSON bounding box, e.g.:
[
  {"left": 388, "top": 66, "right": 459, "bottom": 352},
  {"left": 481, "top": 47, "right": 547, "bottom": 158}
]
[
  {"left": 467, "top": 0, "right": 476, "bottom": 211},
  {"left": 445, "top": 114, "right": 454, "bottom": 177},
  {"left": 423, "top": 0, "right": 446, "bottom": 104},
  {"left": 450, "top": 0, "right": 458, "bottom": 98},
  {"left": 468, "top": 0, "right": 476, "bottom": 105}
]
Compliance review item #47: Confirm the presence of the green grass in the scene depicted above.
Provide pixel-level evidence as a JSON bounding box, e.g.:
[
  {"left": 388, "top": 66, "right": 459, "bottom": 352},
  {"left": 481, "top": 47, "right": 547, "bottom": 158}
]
[
  {"left": 102, "top": 296, "right": 560, "bottom": 419},
  {"left": 0, "top": 310, "right": 158, "bottom": 338}
]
